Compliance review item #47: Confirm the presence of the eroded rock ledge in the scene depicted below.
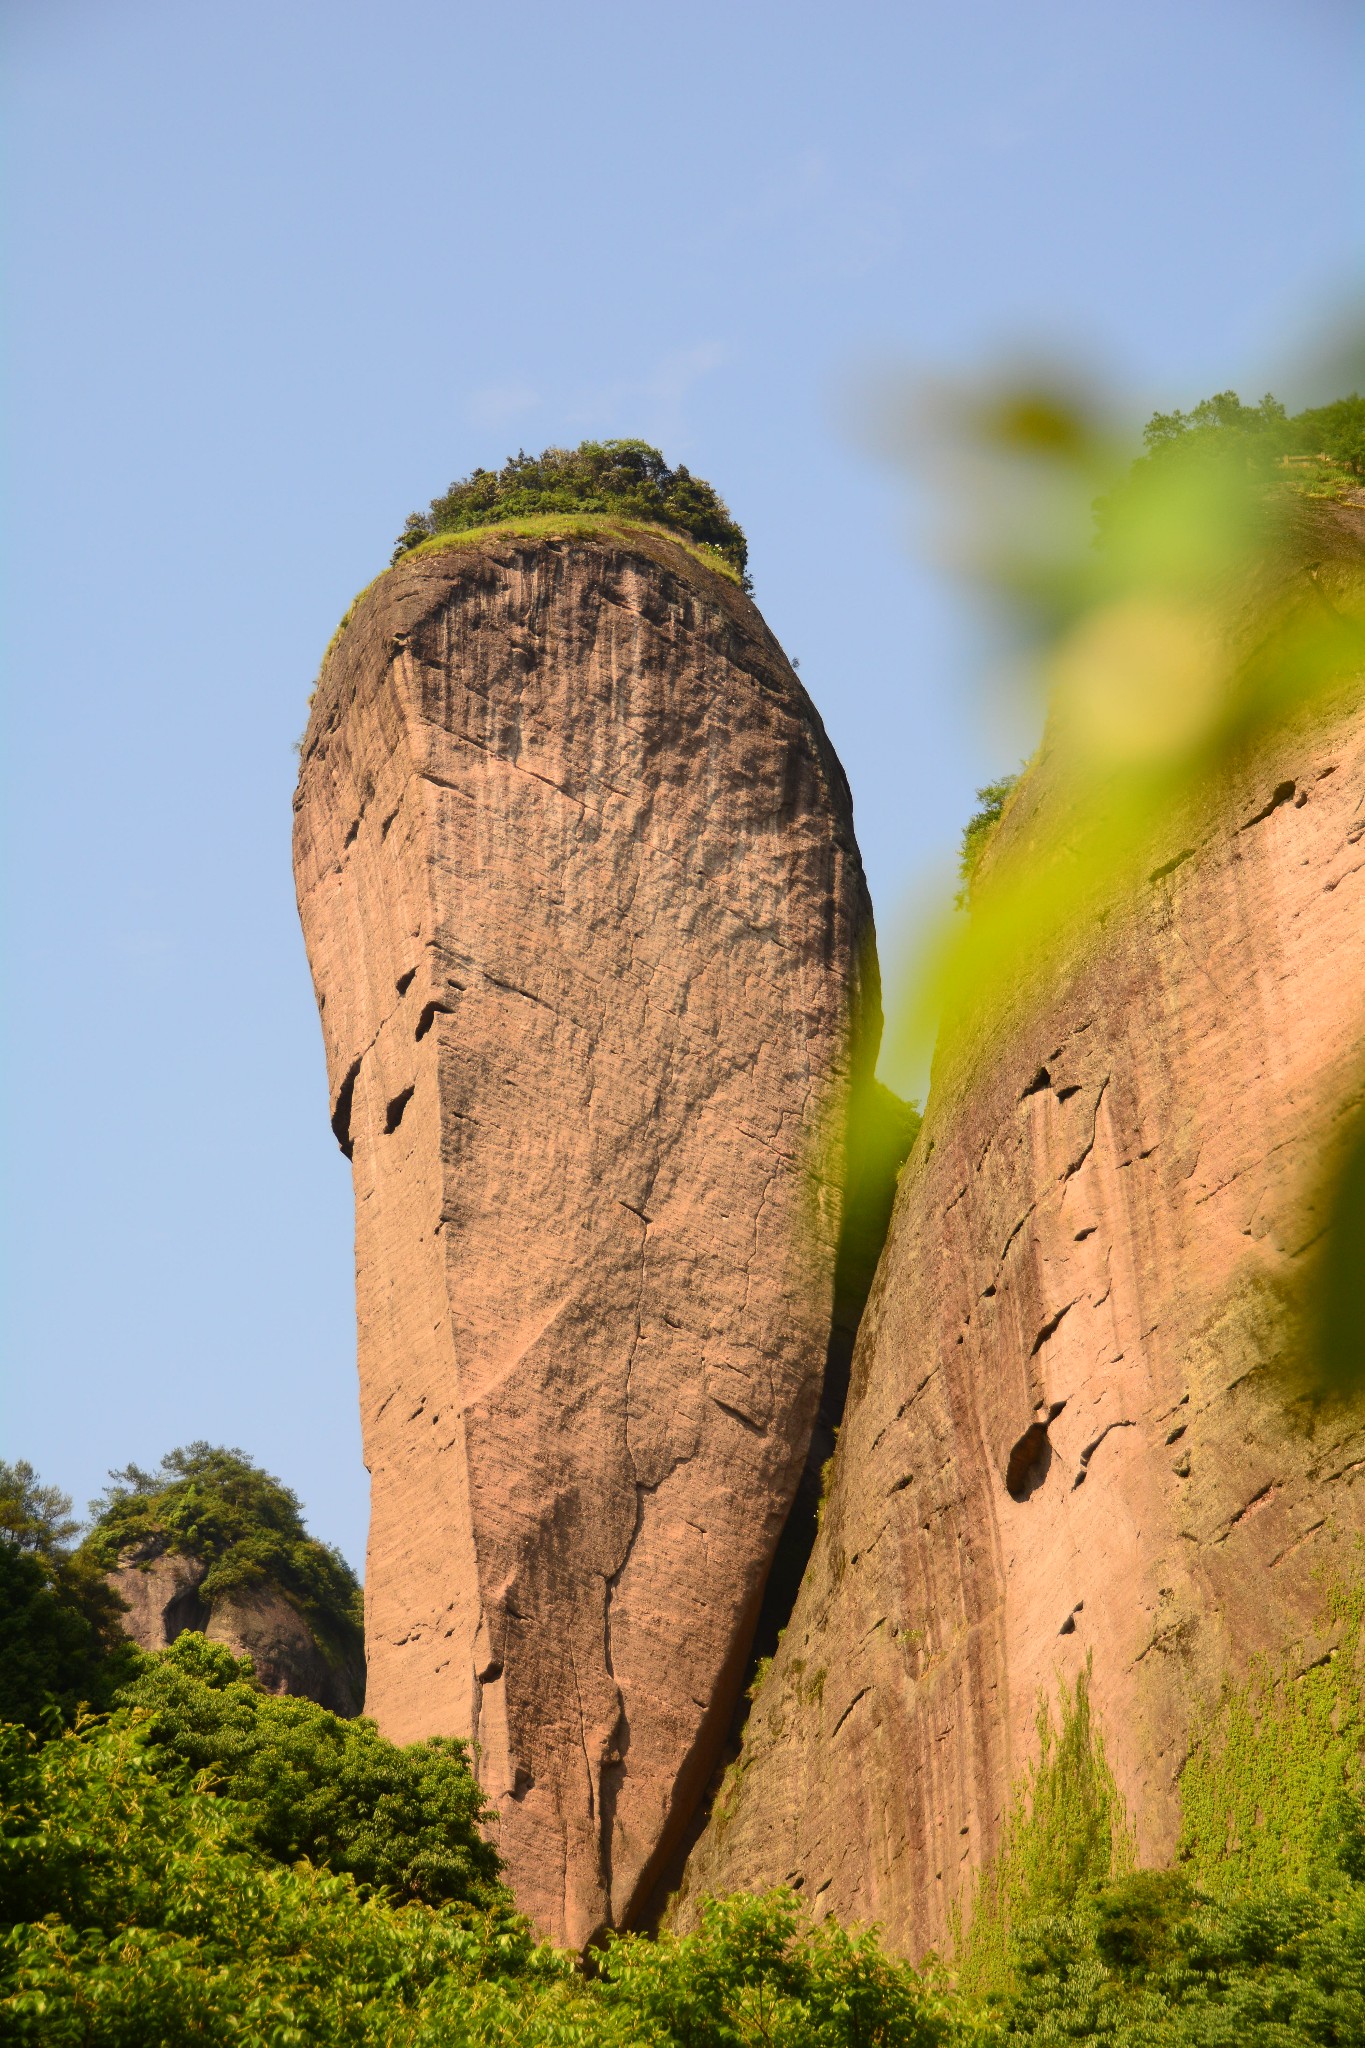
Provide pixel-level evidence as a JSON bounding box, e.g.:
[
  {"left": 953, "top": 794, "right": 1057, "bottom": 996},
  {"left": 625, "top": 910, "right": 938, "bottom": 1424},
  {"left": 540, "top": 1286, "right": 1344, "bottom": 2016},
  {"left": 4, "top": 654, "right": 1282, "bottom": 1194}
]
[{"left": 293, "top": 530, "right": 878, "bottom": 1945}]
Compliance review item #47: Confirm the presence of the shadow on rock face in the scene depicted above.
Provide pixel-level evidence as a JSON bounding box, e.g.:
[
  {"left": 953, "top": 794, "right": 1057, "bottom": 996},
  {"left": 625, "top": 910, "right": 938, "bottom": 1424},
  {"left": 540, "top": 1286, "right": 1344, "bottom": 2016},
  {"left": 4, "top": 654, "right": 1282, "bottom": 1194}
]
[
  {"left": 206, "top": 1584, "right": 363, "bottom": 1717},
  {"left": 107, "top": 1538, "right": 364, "bottom": 1716}
]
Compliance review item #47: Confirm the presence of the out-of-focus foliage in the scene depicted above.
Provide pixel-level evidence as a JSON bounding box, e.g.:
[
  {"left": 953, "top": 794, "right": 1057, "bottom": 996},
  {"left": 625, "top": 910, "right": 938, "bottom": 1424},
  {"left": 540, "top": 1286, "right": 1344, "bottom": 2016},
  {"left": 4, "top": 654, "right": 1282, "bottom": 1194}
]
[
  {"left": 1129, "top": 387, "right": 1365, "bottom": 498},
  {"left": 1311, "top": 1117, "right": 1365, "bottom": 1401},
  {"left": 392, "top": 438, "right": 751, "bottom": 585},
  {"left": 956, "top": 771, "right": 1023, "bottom": 906},
  {"left": 834, "top": 1076, "right": 921, "bottom": 1328},
  {"left": 112, "top": 1633, "right": 503, "bottom": 1909},
  {"left": 0, "top": 1462, "right": 139, "bottom": 1732},
  {"left": 898, "top": 376, "right": 1365, "bottom": 1054},
  {"left": 884, "top": 364, "right": 1365, "bottom": 1389},
  {"left": 82, "top": 1441, "right": 364, "bottom": 1674}
]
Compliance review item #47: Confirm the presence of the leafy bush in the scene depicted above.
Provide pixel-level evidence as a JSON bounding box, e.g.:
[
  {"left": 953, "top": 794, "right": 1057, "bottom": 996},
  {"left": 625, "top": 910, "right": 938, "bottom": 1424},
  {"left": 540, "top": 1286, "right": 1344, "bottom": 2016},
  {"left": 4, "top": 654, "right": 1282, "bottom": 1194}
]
[
  {"left": 0, "top": 1711, "right": 561, "bottom": 2047},
  {"left": 392, "top": 438, "right": 751, "bottom": 586},
  {"left": 598, "top": 1889, "right": 960, "bottom": 2046},
  {"left": 5, "top": 1667, "right": 1365, "bottom": 2043},
  {"left": 995, "top": 1878, "right": 1365, "bottom": 2043},
  {"left": 1120, "top": 387, "right": 1365, "bottom": 505},
  {"left": 0, "top": 1700, "right": 968, "bottom": 2046},
  {"left": 0, "top": 1462, "right": 139, "bottom": 1731},
  {"left": 956, "top": 772, "right": 1022, "bottom": 907},
  {"left": 82, "top": 1441, "right": 364, "bottom": 1679},
  {"left": 112, "top": 1633, "right": 502, "bottom": 1909},
  {"left": 9, "top": 1452, "right": 1365, "bottom": 2044}
]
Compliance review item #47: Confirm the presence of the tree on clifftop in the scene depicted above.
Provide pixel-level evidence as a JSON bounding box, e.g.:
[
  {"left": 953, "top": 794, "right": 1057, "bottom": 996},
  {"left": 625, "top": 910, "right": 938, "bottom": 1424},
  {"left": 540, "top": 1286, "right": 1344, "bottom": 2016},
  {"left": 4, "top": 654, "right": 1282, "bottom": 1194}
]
[
  {"left": 82, "top": 1442, "right": 364, "bottom": 1684},
  {"left": 392, "top": 438, "right": 751, "bottom": 585}
]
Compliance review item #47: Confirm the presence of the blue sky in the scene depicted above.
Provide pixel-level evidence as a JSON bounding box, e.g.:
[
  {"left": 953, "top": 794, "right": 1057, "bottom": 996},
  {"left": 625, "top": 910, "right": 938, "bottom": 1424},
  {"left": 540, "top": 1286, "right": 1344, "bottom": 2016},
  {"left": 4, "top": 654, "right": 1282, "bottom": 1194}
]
[{"left": 3, "top": 0, "right": 1359, "bottom": 1570}]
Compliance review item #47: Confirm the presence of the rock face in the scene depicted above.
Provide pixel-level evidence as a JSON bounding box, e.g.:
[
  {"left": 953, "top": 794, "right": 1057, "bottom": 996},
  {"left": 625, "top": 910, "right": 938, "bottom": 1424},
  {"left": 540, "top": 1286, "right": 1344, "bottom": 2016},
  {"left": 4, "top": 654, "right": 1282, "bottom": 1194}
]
[
  {"left": 108, "top": 1539, "right": 362, "bottom": 1714},
  {"left": 205, "top": 1587, "right": 362, "bottom": 1716},
  {"left": 108, "top": 1540, "right": 210, "bottom": 1646},
  {"left": 673, "top": 538, "right": 1365, "bottom": 1957},
  {"left": 293, "top": 529, "right": 877, "bottom": 1946}
]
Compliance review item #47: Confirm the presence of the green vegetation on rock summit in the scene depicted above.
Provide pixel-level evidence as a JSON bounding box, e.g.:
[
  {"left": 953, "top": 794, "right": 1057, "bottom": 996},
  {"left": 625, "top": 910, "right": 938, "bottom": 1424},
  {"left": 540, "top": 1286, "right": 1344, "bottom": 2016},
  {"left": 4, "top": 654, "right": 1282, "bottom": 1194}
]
[
  {"left": 391, "top": 438, "right": 751, "bottom": 587},
  {"left": 84, "top": 1442, "right": 364, "bottom": 1681}
]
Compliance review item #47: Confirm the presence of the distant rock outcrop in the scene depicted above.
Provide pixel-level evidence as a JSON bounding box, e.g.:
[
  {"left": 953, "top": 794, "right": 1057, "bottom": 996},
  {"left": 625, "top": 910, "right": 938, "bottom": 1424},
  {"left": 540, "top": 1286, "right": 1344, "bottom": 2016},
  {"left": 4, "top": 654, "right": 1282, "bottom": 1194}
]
[
  {"left": 107, "top": 1538, "right": 209, "bottom": 1646},
  {"left": 294, "top": 528, "right": 878, "bottom": 1945},
  {"left": 108, "top": 1536, "right": 362, "bottom": 1716},
  {"left": 671, "top": 519, "right": 1365, "bottom": 1958}
]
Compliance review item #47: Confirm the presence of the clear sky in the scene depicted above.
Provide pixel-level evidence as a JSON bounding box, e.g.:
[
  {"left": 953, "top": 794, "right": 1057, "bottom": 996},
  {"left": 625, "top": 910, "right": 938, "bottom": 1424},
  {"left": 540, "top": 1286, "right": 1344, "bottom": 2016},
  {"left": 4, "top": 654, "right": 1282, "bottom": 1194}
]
[{"left": 3, "top": 0, "right": 1359, "bottom": 1572}]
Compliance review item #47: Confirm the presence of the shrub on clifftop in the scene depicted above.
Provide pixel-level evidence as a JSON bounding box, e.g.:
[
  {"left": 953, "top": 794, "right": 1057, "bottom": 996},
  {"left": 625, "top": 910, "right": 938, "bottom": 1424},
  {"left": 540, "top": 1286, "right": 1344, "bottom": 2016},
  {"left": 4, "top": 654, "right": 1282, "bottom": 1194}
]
[
  {"left": 81, "top": 1442, "right": 364, "bottom": 1678},
  {"left": 1137, "top": 388, "right": 1365, "bottom": 481},
  {"left": 392, "top": 438, "right": 750, "bottom": 585}
]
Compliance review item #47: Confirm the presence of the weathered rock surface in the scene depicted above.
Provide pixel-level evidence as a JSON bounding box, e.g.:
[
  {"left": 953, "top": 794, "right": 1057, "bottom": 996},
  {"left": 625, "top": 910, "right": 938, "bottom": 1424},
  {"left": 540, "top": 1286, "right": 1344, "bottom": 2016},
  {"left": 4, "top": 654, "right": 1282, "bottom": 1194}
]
[
  {"left": 108, "top": 1539, "right": 362, "bottom": 1714},
  {"left": 108, "top": 1539, "right": 209, "bottom": 1647},
  {"left": 293, "top": 529, "right": 877, "bottom": 1945},
  {"left": 205, "top": 1585, "right": 362, "bottom": 1716},
  {"left": 673, "top": 522, "right": 1365, "bottom": 1958}
]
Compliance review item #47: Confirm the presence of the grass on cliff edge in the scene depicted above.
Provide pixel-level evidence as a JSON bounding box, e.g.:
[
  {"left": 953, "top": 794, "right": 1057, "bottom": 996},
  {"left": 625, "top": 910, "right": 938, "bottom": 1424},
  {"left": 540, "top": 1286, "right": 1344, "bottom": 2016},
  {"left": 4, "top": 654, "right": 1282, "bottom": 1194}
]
[
  {"left": 401, "top": 512, "right": 744, "bottom": 587},
  {"left": 392, "top": 439, "right": 750, "bottom": 582}
]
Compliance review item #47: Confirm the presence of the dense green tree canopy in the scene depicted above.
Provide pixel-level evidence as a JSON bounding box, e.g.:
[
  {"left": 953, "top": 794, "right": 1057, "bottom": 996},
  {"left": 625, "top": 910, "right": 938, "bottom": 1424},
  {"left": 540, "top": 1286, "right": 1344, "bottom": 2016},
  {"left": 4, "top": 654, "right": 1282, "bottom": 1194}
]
[
  {"left": 5, "top": 1488, "right": 1365, "bottom": 2041},
  {"left": 392, "top": 438, "right": 751, "bottom": 584},
  {"left": 0, "top": 1461, "right": 138, "bottom": 1731},
  {"left": 114, "top": 1634, "right": 501, "bottom": 1909},
  {"left": 82, "top": 1442, "right": 364, "bottom": 1677},
  {"left": 5, "top": 1700, "right": 1363, "bottom": 2046},
  {"left": 1125, "top": 387, "right": 1365, "bottom": 501}
]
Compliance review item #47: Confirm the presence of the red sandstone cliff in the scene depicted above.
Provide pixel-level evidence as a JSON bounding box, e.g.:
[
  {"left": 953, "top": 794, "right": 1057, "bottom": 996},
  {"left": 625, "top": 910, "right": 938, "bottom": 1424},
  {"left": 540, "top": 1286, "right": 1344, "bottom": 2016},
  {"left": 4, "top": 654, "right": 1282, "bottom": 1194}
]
[
  {"left": 671, "top": 518, "right": 1365, "bottom": 1957},
  {"left": 293, "top": 529, "right": 877, "bottom": 1945}
]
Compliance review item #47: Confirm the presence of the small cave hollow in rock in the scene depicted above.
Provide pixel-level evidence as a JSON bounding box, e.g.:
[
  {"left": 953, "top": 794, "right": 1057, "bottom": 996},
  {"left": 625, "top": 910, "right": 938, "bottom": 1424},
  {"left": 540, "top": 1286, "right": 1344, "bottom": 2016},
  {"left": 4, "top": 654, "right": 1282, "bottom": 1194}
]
[
  {"left": 415, "top": 1000, "right": 454, "bottom": 1042},
  {"left": 330, "top": 1057, "right": 362, "bottom": 1160},
  {"left": 1006, "top": 1400, "right": 1066, "bottom": 1502},
  {"left": 385, "top": 1084, "right": 416, "bottom": 1134}
]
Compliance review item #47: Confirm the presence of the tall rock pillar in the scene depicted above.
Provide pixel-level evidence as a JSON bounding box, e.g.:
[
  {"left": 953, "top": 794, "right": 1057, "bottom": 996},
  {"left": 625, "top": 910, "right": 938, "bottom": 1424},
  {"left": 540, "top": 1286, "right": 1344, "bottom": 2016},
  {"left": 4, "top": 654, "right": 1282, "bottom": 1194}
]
[{"left": 293, "top": 528, "right": 877, "bottom": 1945}]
